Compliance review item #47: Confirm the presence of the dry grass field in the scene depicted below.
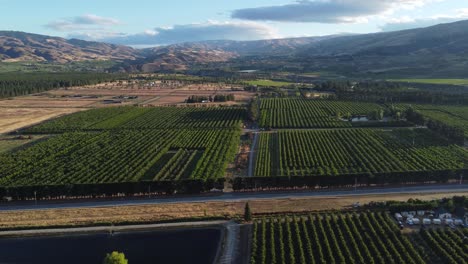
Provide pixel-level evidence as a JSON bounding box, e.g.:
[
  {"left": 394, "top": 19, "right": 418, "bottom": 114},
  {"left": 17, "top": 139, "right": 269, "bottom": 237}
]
[
  {"left": 0, "top": 192, "right": 465, "bottom": 229},
  {"left": 0, "top": 108, "right": 84, "bottom": 134},
  {"left": 0, "top": 96, "right": 96, "bottom": 108}
]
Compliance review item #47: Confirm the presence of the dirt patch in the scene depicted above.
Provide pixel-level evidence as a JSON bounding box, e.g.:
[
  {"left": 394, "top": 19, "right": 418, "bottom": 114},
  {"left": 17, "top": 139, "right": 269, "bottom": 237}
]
[
  {"left": 0, "top": 97, "right": 96, "bottom": 108},
  {"left": 0, "top": 192, "right": 466, "bottom": 229},
  {"left": 0, "top": 108, "right": 85, "bottom": 134}
]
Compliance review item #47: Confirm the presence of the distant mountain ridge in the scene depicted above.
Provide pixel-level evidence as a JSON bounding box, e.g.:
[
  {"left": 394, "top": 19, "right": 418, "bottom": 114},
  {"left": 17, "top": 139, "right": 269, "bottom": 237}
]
[
  {"left": 158, "top": 35, "right": 341, "bottom": 55},
  {"left": 300, "top": 19, "right": 468, "bottom": 56},
  {"left": 0, "top": 31, "right": 139, "bottom": 63},
  {"left": 126, "top": 36, "right": 336, "bottom": 72},
  {"left": 131, "top": 45, "right": 238, "bottom": 72},
  {"left": 1, "top": 19, "right": 468, "bottom": 76}
]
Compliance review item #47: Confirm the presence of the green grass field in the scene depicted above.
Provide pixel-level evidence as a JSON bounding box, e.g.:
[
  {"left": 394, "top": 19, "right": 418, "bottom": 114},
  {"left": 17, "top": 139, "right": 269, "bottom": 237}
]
[
  {"left": 389, "top": 78, "right": 468, "bottom": 86},
  {"left": 246, "top": 80, "right": 293, "bottom": 87}
]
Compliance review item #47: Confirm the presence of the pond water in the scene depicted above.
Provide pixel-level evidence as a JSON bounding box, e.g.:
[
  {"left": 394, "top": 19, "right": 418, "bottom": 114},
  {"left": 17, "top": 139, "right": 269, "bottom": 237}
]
[{"left": 0, "top": 227, "right": 221, "bottom": 264}]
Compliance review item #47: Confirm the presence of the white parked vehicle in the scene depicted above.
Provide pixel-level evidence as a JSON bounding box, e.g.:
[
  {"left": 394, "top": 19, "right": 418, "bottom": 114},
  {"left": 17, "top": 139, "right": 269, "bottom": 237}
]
[
  {"left": 395, "top": 213, "right": 403, "bottom": 221},
  {"left": 423, "top": 218, "right": 432, "bottom": 225},
  {"left": 433, "top": 219, "right": 442, "bottom": 225},
  {"left": 412, "top": 218, "right": 420, "bottom": 225},
  {"left": 445, "top": 219, "right": 454, "bottom": 225},
  {"left": 439, "top": 213, "right": 452, "bottom": 220},
  {"left": 454, "top": 219, "right": 464, "bottom": 226}
]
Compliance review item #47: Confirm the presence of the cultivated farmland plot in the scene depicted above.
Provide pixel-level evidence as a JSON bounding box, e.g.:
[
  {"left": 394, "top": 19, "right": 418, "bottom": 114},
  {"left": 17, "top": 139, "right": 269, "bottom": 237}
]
[
  {"left": 259, "top": 98, "right": 383, "bottom": 128},
  {"left": 250, "top": 212, "right": 468, "bottom": 264},
  {"left": 254, "top": 128, "right": 467, "bottom": 177},
  {"left": 397, "top": 104, "right": 468, "bottom": 139},
  {"left": 0, "top": 106, "right": 244, "bottom": 187},
  {"left": 24, "top": 106, "right": 245, "bottom": 133}
]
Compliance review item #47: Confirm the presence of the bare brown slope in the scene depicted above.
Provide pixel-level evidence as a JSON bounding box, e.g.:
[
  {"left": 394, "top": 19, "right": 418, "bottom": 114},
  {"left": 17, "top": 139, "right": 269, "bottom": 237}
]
[
  {"left": 129, "top": 45, "right": 238, "bottom": 72},
  {"left": 0, "top": 31, "right": 140, "bottom": 63}
]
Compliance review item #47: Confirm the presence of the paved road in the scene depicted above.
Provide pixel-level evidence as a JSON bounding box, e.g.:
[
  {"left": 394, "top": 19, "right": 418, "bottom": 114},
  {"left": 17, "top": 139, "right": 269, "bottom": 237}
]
[
  {"left": 217, "top": 221, "right": 240, "bottom": 264},
  {"left": 267, "top": 126, "right": 428, "bottom": 132},
  {"left": 0, "top": 220, "right": 228, "bottom": 237},
  {"left": 1, "top": 184, "right": 467, "bottom": 212}
]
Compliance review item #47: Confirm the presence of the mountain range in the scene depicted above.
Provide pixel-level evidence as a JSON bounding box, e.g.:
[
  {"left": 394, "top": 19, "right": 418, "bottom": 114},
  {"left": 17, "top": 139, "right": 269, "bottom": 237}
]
[
  {"left": 0, "top": 31, "right": 138, "bottom": 63},
  {"left": 1, "top": 19, "right": 468, "bottom": 77}
]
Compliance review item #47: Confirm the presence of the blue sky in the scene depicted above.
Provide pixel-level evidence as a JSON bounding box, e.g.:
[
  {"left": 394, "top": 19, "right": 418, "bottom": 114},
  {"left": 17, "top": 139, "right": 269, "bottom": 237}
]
[{"left": 1, "top": 0, "right": 467, "bottom": 46}]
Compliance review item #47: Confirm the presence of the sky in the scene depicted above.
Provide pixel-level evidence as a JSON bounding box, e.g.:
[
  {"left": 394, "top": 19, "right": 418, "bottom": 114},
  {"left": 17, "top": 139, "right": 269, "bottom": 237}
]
[{"left": 1, "top": 0, "right": 467, "bottom": 47}]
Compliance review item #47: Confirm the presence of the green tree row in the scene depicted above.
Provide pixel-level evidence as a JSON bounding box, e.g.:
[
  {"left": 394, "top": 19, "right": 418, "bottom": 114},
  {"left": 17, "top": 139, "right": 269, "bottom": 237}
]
[{"left": 0, "top": 72, "right": 125, "bottom": 98}]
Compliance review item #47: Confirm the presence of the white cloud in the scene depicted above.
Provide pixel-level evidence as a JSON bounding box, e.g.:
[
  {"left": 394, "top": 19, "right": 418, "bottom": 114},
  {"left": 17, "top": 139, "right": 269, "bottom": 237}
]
[
  {"left": 380, "top": 8, "right": 468, "bottom": 31},
  {"left": 68, "top": 31, "right": 126, "bottom": 41},
  {"left": 144, "top": 29, "right": 158, "bottom": 36},
  {"left": 72, "top": 14, "right": 120, "bottom": 26},
  {"left": 101, "top": 21, "right": 279, "bottom": 46},
  {"left": 45, "top": 14, "right": 120, "bottom": 31},
  {"left": 231, "top": 0, "right": 438, "bottom": 23}
]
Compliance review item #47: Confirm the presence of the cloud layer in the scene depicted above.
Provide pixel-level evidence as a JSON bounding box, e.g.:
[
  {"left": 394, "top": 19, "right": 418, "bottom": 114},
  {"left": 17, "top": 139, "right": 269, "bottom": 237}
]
[
  {"left": 102, "top": 21, "right": 279, "bottom": 46},
  {"left": 45, "top": 14, "right": 120, "bottom": 31},
  {"left": 232, "top": 0, "right": 434, "bottom": 23},
  {"left": 381, "top": 8, "right": 468, "bottom": 31}
]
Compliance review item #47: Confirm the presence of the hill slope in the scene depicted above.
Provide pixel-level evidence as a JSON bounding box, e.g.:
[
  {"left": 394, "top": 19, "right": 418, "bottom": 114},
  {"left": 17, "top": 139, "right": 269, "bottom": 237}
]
[
  {"left": 301, "top": 20, "right": 468, "bottom": 56},
  {"left": 124, "top": 36, "right": 338, "bottom": 72},
  {"left": 290, "top": 20, "right": 468, "bottom": 76},
  {"left": 131, "top": 45, "right": 238, "bottom": 72},
  {"left": 0, "top": 31, "right": 139, "bottom": 63}
]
